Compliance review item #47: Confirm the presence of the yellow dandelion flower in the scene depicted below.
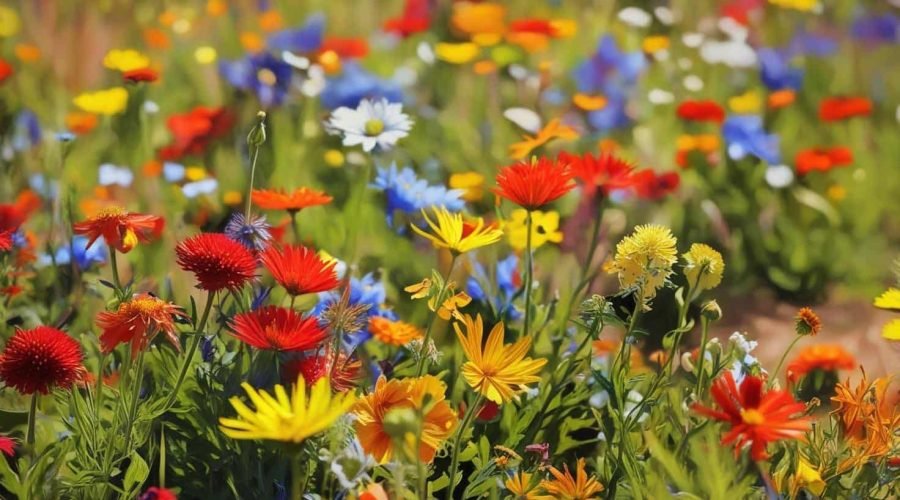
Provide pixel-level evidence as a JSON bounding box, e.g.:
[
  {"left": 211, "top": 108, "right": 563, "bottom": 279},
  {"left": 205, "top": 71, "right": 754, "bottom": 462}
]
[
  {"left": 411, "top": 207, "right": 503, "bottom": 255},
  {"left": 449, "top": 172, "right": 486, "bottom": 202},
  {"left": 73, "top": 88, "right": 129, "bottom": 116},
  {"left": 368, "top": 316, "right": 423, "bottom": 346},
  {"left": 435, "top": 42, "right": 481, "bottom": 64},
  {"left": 505, "top": 209, "right": 563, "bottom": 252},
  {"left": 219, "top": 376, "right": 356, "bottom": 443},
  {"left": 103, "top": 49, "right": 150, "bottom": 72},
  {"left": 611, "top": 224, "right": 678, "bottom": 303},
  {"left": 454, "top": 314, "right": 546, "bottom": 404},
  {"left": 682, "top": 243, "right": 725, "bottom": 293},
  {"left": 506, "top": 471, "right": 540, "bottom": 499},
  {"left": 194, "top": 46, "right": 218, "bottom": 65},
  {"left": 537, "top": 458, "right": 604, "bottom": 500}
]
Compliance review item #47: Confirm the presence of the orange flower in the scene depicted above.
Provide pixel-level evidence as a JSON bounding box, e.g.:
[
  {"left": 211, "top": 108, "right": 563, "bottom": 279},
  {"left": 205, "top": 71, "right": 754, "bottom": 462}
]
[
  {"left": 66, "top": 112, "right": 98, "bottom": 135},
  {"left": 451, "top": 2, "right": 506, "bottom": 38},
  {"left": 558, "top": 151, "right": 635, "bottom": 197},
  {"left": 786, "top": 344, "right": 856, "bottom": 384},
  {"left": 831, "top": 371, "right": 899, "bottom": 469},
  {"left": 495, "top": 156, "right": 575, "bottom": 210},
  {"left": 539, "top": 458, "right": 604, "bottom": 499},
  {"left": 230, "top": 306, "right": 327, "bottom": 352},
  {"left": 368, "top": 317, "right": 422, "bottom": 346},
  {"left": 819, "top": 96, "right": 872, "bottom": 122},
  {"left": 794, "top": 307, "right": 821, "bottom": 336},
  {"left": 509, "top": 118, "right": 578, "bottom": 160},
  {"left": 143, "top": 28, "right": 171, "bottom": 49},
  {"left": 768, "top": 89, "right": 796, "bottom": 109},
  {"left": 73, "top": 207, "right": 164, "bottom": 253},
  {"left": 123, "top": 67, "right": 159, "bottom": 84},
  {"left": 258, "top": 10, "right": 283, "bottom": 32},
  {"left": 259, "top": 244, "right": 340, "bottom": 296},
  {"left": 795, "top": 147, "right": 853, "bottom": 175},
  {"left": 95, "top": 293, "right": 186, "bottom": 355},
  {"left": 251, "top": 188, "right": 333, "bottom": 213},
  {"left": 14, "top": 43, "right": 40, "bottom": 62}
]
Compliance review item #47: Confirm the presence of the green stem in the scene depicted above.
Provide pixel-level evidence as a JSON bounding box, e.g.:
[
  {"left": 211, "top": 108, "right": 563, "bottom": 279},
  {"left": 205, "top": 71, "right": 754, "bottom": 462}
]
[
  {"left": 694, "top": 317, "right": 711, "bottom": 396},
  {"left": 245, "top": 145, "right": 261, "bottom": 220},
  {"left": 289, "top": 210, "right": 300, "bottom": 243},
  {"left": 108, "top": 246, "right": 121, "bottom": 292},
  {"left": 580, "top": 200, "right": 604, "bottom": 283},
  {"left": 291, "top": 453, "right": 307, "bottom": 500},
  {"left": 94, "top": 352, "right": 107, "bottom": 419},
  {"left": 163, "top": 290, "right": 215, "bottom": 411},
  {"left": 771, "top": 335, "right": 803, "bottom": 387},
  {"left": 415, "top": 255, "right": 458, "bottom": 376},
  {"left": 445, "top": 393, "right": 484, "bottom": 500},
  {"left": 26, "top": 393, "right": 38, "bottom": 446},
  {"left": 122, "top": 349, "right": 146, "bottom": 453},
  {"left": 522, "top": 210, "right": 534, "bottom": 339}
]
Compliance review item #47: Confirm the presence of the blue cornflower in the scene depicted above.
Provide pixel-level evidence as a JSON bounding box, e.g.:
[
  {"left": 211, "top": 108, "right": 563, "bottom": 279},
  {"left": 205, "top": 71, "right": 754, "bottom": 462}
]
[
  {"left": 467, "top": 254, "right": 521, "bottom": 320},
  {"left": 319, "top": 62, "right": 404, "bottom": 110},
  {"left": 572, "top": 36, "right": 646, "bottom": 131},
  {"left": 220, "top": 52, "right": 295, "bottom": 107},
  {"left": 758, "top": 48, "right": 803, "bottom": 91},
  {"left": 851, "top": 13, "right": 899, "bottom": 44},
  {"left": 224, "top": 212, "right": 272, "bottom": 252},
  {"left": 267, "top": 12, "right": 325, "bottom": 52},
  {"left": 722, "top": 116, "right": 781, "bottom": 165},
  {"left": 39, "top": 236, "right": 107, "bottom": 270},
  {"left": 371, "top": 163, "right": 464, "bottom": 226},
  {"left": 12, "top": 109, "right": 42, "bottom": 151}
]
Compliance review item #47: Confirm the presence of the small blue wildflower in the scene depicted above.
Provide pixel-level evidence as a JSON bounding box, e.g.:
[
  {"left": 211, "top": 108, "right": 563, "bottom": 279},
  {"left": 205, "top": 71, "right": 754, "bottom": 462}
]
[
  {"left": 467, "top": 254, "right": 521, "bottom": 320},
  {"left": 371, "top": 163, "right": 464, "bottom": 227},
  {"left": 851, "top": 13, "right": 899, "bottom": 44},
  {"left": 220, "top": 52, "right": 294, "bottom": 107},
  {"left": 39, "top": 236, "right": 108, "bottom": 270},
  {"left": 224, "top": 212, "right": 272, "bottom": 252},
  {"left": 722, "top": 116, "right": 781, "bottom": 165},
  {"left": 12, "top": 109, "right": 42, "bottom": 151},
  {"left": 200, "top": 336, "right": 216, "bottom": 363},
  {"left": 320, "top": 62, "right": 404, "bottom": 110},
  {"left": 758, "top": 48, "right": 803, "bottom": 91},
  {"left": 251, "top": 286, "right": 273, "bottom": 311},
  {"left": 572, "top": 36, "right": 646, "bottom": 131},
  {"left": 267, "top": 13, "right": 325, "bottom": 52}
]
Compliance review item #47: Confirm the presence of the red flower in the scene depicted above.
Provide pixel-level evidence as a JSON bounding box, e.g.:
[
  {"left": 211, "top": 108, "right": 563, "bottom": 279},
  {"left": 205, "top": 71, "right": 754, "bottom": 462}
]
[
  {"left": 0, "top": 326, "right": 84, "bottom": 395},
  {"left": 819, "top": 97, "right": 872, "bottom": 122},
  {"left": 0, "top": 230, "right": 12, "bottom": 252},
  {"left": 283, "top": 349, "right": 361, "bottom": 392},
  {"left": 383, "top": 0, "right": 431, "bottom": 37},
  {"left": 320, "top": 37, "right": 369, "bottom": 59},
  {"left": 558, "top": 151, "right": 636, "bottom": 197},
  {"left": 494, "top": 156, "right": 575, "bottom": 210},
  {"left": 632, "top": 170, "right": 680, "bottom": 200},
  {"left": 509, "top": 19, "right": 556, "bottom": 36},
  {"left": 0, "top": 436, "right": 15, "bottom": 457},
  {"left": 676, "top": 100, "right": 726, "bottom": 123},
  {"left": 260, "top": 244, "right": 339, "bottom": 296},
  {"left": 176, "top": 233, "right": 257, "bottom": 292},
  {"left": 0, "top": 190, "right": 41, "bottom": 234},
  {"left": 95, "top": 293, "right": 187, "bottom": 355},
  {"left": 0, "top": 59, "right": 13, "bottom": 83},
  {"left": 123, "top": 67, "right": 160, "bottom": 84},
  {"left": 786, "top": 344, "right": 856, "bottom": 384},
  {"left": 692, "top": 371, "right": 811, "bottom": 460},
  {"left": 139, "top": 486, "right": 178, "bottom": 500},
  {"left": 73, "top": 207, "right": 164, "bottom": 253},
  {"left": 159, "top": 106, "right": 235, "bottom": 161},
  {"left": 251, "top": 187, "right": 333, "bottom": 213},
  {"left": 230, "top": 306, "right": 327, "bottom": 352},
  {"left": 795, "top": 147, "right": 853, "bottom": 175}
]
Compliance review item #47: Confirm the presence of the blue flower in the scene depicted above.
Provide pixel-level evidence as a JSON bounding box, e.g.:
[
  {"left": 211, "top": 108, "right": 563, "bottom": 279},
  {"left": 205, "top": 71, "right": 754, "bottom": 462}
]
[
  {"left": 200, "top": 336, "right": 216, "bottom": 363},
  {"left": 787, "top": 32, "right": 838, "bottom": 57},
  {"left": 371, "top": 163, "right": 464, "bottom": 226},
  {"left": 758, "top": 48, "right": 803, "bottom": 91},
  {"left": 224, "top": 212, "right": 272, "bottom": 251},
  {"left": 39, "top": 236, "right": 107, "bottom": 270},
  {"left": 220, "top": 52, "right": 294, "bottom": 107},
  {"left": 467, "top": 254, "right": 521, "bottom": 320},
  {"left": 267, "top": 13, "right": 325, "bottom": 52},
  {"left": 852, "top": 13, "right": 899, "bottom": 44},
  {"left": 319, "top": 62, "right": 404, "bottom": 110},
  {"left": 12, "top": 109, "right": 41, "bottom": 151},
  {"left": 572, "top": 36, "right": 646, "bottom": 131},
  {"left": 722, "top": 116, "right": 781, "bottom": 165}
]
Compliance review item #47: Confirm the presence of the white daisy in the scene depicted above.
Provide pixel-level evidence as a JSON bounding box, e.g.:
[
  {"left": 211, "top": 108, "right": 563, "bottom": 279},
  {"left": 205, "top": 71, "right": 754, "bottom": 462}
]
[{"left": 326, "top": 98, "right": 413, "bottom": 153}]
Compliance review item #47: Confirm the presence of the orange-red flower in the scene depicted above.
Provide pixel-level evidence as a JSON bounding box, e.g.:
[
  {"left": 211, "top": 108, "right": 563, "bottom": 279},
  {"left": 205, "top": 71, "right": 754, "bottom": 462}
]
[
  {"left": 794, "top": 307, "right": 821, "bottom": 336},
  {"left": 786, "top": 344, "right": 856, "bottom": 384},
  {"left": 230, "top": 306, "right": 327, "bottom": 352},
  {"left": 0, "top": 59, "right": 13, "bottom": 83},
  {"left": 175, "top": 233, "right": 257, "bottom": 292},
  {"left": 631, "top": 170, "right": 680, "bottom": 200},
  {"left": 383, "top": 0, "right": 430, "bottom": 37},
  {"left": 368, "top": 316, "right": 423, "bottom": 345},
  {"left": 320, "top": 37, "right": 369, "bottom": 59},
  {"left": 692, "top": 371, "right": 811, "bottom": 460},
  {"left": 123, "top": 67, "right": 159, "bottom": 84},
  {"left": 0, "top": 230, "right": 11, "bottom": 252},
  {"left": 676, "top": 100, "right": 725, "bottom": 123},
  {"left": 494, "top": 156, "right": 575, "bottom": 210},
  {"left": 73, "top": 207, "right": 164, "bottom": 253},
  {"left": 260, "top": 244, "right": 339, "bottom": 296},
  {"left": 0, "top": 326, "right": 85, "bottom": 395},
  {"left": 795, "top": 147, "right": 853, "bottom": 175},
  {"left": 159, "top": 106, "right": 235, "bottom": 161},
  {"left": 283, "top": 348, "right": 361, "bottom": 392},
  {"left": 558, "top": 151, "right": 635, "bottom": 197},
  {"left": 819, "top": 96, "right": 873, "bottom": 122},
  {"left": 251, "top": 188, "right": 333, "bottom": 213},
  {"left": 95, "top": 293, "right": 186, "bottom": 355},
  {"left": 0, "top": 436, "right": 14, "bottom": 457}
]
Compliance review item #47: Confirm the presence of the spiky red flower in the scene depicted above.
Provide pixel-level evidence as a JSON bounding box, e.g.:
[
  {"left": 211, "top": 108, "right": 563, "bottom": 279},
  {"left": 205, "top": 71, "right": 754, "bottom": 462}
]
[
  {"left": 632, "top": 170, "right": 680, "bottom": 200},
  {"left": 175, "top": 233, "right": 257, "bottom": 292},
  {"left": 230, "top": 306, "right": 327, "bottom": 352},
  {"left": 494, "top": 156, "right": 575, "bottom": 210},
  {"left": 95, "top": 293, "right": 187, "bottom": 355},
  {"left": 259, "top": 244, "right": 339, "bottom": 296},
  {"left": 123, "top": 67, "right": 159, "bottom": 84},
  {"left": 251, "top": 188, "right": 333, "bottom": 213},
  {"left": 558, "top": 151, "right": 636, "bottom": 197},
  {"left": 795, "top": 147, "right": 853, "bottom": 175},
  {"left": 73, "top": 207, "right": 164, "bottom": 253},
  {"left": 676, "top": 100, "right": 725, "bottom": 123},
  {"left": 0, "top": 326, "right": 85, "bottom": 395},
  {"left": 0, "top": 436, "right": 15, "bottom": 457},
  {"left": 283, "top": 349, "right": 361, "bottom": 392},
  {"left": 692, "top": 371, "right": 811, "bottom": 460},
  {"left": 0, "top": 230, "right": 12, "bottom": 252},
  {"left": 819, "top": 96, "right": 872, "bottom": 122}
]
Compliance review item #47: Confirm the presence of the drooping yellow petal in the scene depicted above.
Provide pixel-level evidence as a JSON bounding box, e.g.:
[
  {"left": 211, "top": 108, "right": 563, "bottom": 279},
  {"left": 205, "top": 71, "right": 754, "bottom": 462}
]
[{"left": 874, "top": 288, "right": 900, "bottom": 311}]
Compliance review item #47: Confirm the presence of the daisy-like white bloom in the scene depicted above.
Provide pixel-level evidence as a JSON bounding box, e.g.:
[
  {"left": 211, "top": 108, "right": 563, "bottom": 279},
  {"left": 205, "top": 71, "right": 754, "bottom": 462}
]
[{"left": 326, "top": 98, "right": 413, "bottom": 153}]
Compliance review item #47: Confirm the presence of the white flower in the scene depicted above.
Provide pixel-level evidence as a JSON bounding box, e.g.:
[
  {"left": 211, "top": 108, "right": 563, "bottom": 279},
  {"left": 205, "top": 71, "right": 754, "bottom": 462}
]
[
  {"left": 618, "top": 7, "right": 652, "bottom": 28},
  {"left": 765, "top": 165, "right": 795, "bottom": 188},
  {"left": 326, "top": 98, "right": 413, "bottom": 153}
]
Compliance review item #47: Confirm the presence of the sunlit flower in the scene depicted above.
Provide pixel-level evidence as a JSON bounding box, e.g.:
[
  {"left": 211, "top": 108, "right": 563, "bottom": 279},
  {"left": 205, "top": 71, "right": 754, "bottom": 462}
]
[
  {"left": 728, "top": 91, "right": 762, "bottom": 114},
  {"left": 537, "top": 458, "right": 604, "bottom": 499},
  {"left": 451, "top": 2, "right": 506, "bottom": 39},
  {"left": 610, "top": 225, "right": 678, "bottom": 304},
  {"left": 326, "top": 98, "right": 413, "bottom": 153},
  {"left": 768, "top": 89, "right": 796, "bottom": 109},
  {"left": 0, "top": 6, "right": 21, "bottom": 38},
  {"left": 96, "top": 293, "right": 186, "bottom": 355},
  {"left": 260, "top": 244, "right": 339, "bottom": 296},
  {"left": 411, "top": 206, "right": 503, "bottom": 255},
  {"left": 509, "top": 119, "right": 578, "bottom": 160},
  {"left": 219, "top": 376, "right": 356, "bottom": 443},
  {"left": 505, "top": 209, "right": 563, "bottom": 252},
  {"left": 874, "top": 288, "right": 900, "bottom": 340},
  {"left": 449, "top": 172, "right": 486, "bottom": 202},
  {"left": 794, "top": 307, "right": 821, "bottom": 336},
  {"left": 175, "top": 233, "right": 257, "bottom": 292},
  {"left": 495, "top": 156, "right": 575, "bottom": 210},
  {"left": 73, "top": 207, "right": 164, "bottom": 254},
  {"left": 159, "top": 106, "right": 235, "bottom": 161},
  {"left": 455, "top": 314, "right": 546, "bottom": 404},
  {"left": 506, "top": 471, "right": 540, "bottom": 499},
  {"left": 435, "top": 42, "right": 480, "bottom": 64},
  {"left": 122, "top": 67, "right": 159, "bottom": 84},
  {"left": 368, "top": 316, "right": 422, "bottom": 346},
  {"left": 786, "top": 344, "right": 856, "bottom": 384},
  {"left": 251, "top": 187, "right": 333, "bottom": 213},
  {"left": 0, "top": 326, "right": 84, "bottom": 395},
  {"left": 790, "top": 457, "right": 826, "bottom": 497},
  {"left": 692, "top": 371, "right": 811, "bottom": 460},
  {"left": 73, "top": 88, "right": 129, "bottom": 116},
  {"left": 682, "top": 243, "right": 725, "bottom": 293},
  {"left": 831, "top": 371, "right": 899, "bottom": 467},
  {"left": 354, "top": 375, "right": 458, "bottom": 463},
  {"left": 230, "top": 306, "right": 327, "bottom": 352},
  {"left": 572, "top": 93, "right": 607, "bottom": 111},
  {"left": 768, "top": 0, "right": 820, "bottom": 12},
  {"left": 559, "top": 151, "right": 635, "bottom": 198}
]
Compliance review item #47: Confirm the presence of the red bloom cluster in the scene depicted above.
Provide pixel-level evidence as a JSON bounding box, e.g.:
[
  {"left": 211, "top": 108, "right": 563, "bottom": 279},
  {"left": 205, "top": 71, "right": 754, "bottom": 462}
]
[
  {"left": 320, "top": 37, "right": 369, "bottom": 59},
  {"left": 632, "top": 170, "right": 680, "bottom": 200},
  {"left": 819, "top": 96, "right": 873, "bottom": 122},
  {"left": 786, "top": 344, "right": 856, "bottom": 384},
  {"left": 495, "top": 156, "right": 575, "bottom": 210},
  {"left": 383, "top": 0, "right": 430, "bottom": 37},
  {"left": 676, "top": 100, "right": 725, "bottom": 123},
  {"left": 73, "top": 207, "right": 164, "bottom": 253},
  {"left": 0, "top": 326, "right": 84, "bottom": 395},
  {"left": 230, "top": 306, "right": 327, "bottom": 352},
  {"left": 260, "top": 244, "right": 340, "bottom": 296},
  {"left": 159, "top": 106, "right": 235, "bottom": 161},
  {"left": 693, "top": 371, "right": 811, "bottom": 460},
  {"left": 0, "top": 230, "right": 12, "bottom": 252},
  {"left": 283, "top": 349, "right": 361, "bottom": 392},
  {"left": 558, "top": 151, "right": 636, "bottom": 197},
  {"left": 795, "top": 147, "right": 852, "bottom": 175},
  {"left": 0, "top": 436, "right": 15, "bottom": 457},
  {"left": 176, "top": 233, "right": 257, "bottom": 292},
  {"left": 123, "top": 67, "right": 160, "bottom": 84}
]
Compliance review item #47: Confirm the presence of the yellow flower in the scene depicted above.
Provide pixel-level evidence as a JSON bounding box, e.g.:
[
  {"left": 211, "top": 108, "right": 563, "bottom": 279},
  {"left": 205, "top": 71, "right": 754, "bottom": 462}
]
[
  {"left": 454, "top": 314, "right": 546, "bottom": 404},
  {"left": 103, "top": 49, "right": 150, "bottom": 72},
  {"left": 435, "top": 42, "right": 481, "bottom": 64},
  {"left": 219, "top": 376, "right": 356, "bottom": 443},
  {"left": 610, "top": 225, "right": 678, "bottom": 304},
  {"left": 368, "top": 316, "right": 422, "bottom": 346},
  {"left": 505, "top": 209, "right": 563, "bottom": 252},
  {"left": 411, "top": 207, "right": 503, "bottom": 255},
  {"left": 882, "top": 319, "right": 900, "bottom": 341},
  {"left": 682, "top": 243, "right": 725, "bottom": 293},
  {"left": 506, "top": 471, "right": 540, "bottom": 499},
  {"left": 404, "top": 278, "right": 433, "bottom": 300},
  {"left": 0, "top": 6, "right": 21, "bottom": 38},
  {"left": 73, "top": 88, "right": 129, "bottom": 116},
  {"left": 451, "top": 2, "right": 506, "bottom": 38},
  {"left": 874, "top": 288, "right": 900, "bottom": 311},
  {"left": 791, "top": 457, "right": 826, "bottom": 497},
  {"left": 537, "top": 458, "right": 604, "bottom": 500},
  {"left": 509, "top": 118, "right": 578, "bottom": 160},
  {"left": 768, "top": 0, "right": 820, "bottom": 11},
  {"left": 573, "top": 93, "right": 607, "bottom": 111},
  {"left": 194, "top": 46, "right": 218, "bottom": 65},
  {"left": 449, "top": 172, "right": 486, "bottom": 202},
  {"left": 728, "top": 91, "right": 762, "bottom": 114},
  {"left": 642, "top": 35, "right": 670, "bottom": 54},
  {"left": 435, "top": 291, "right": 472, "bottom": 320}
]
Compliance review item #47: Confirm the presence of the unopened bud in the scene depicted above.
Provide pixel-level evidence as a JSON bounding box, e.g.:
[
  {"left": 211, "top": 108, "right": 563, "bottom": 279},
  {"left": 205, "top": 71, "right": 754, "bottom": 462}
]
[
  {"left": 247, "top": 111, "right": 267, "bottom": 147},
  {"left": 701, "top": 300, "right": 722, "bottom": 321}
]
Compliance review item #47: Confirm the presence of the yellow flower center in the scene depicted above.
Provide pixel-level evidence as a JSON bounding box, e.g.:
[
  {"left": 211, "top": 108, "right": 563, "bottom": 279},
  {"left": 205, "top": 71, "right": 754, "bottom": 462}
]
[
  {"left": 364, "top": 119, "right": 385, "bottom": 136},
  {"left": 127, "top": 296, "right": 167, "bottom": 316},
  {"left": 96, "top": 206, "right": 127, "bottom": 218},
  {"left": 257, "top": 68, "right": 277, "bottom": 86},
  {"left": 741, "top": 408, "right": 765, "bottom": 425},
  {"left": 121, "top": 228, "right": 139, "bottom": 253}
]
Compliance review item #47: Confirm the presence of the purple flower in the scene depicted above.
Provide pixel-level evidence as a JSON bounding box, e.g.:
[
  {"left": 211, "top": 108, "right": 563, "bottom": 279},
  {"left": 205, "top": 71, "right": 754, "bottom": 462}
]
[
  {"left": 220, "top": 52, "right": 294, "bottom": 107},
  {"left": 758, "top": 48, "right": 803, "bottom": 91},
  {"left": 267, "top": 12, "right": 325, "bottom": 52},
  {"left": 224, "top": 212, "right": 272, "bottom": 252},
  {"left": 852, "top": 13, "right": 899, "bottom": 44}
]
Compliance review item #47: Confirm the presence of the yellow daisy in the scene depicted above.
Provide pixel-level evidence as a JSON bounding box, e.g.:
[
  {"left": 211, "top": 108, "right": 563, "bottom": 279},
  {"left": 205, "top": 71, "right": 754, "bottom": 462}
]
[
  {"left": 411, "top": 206, "right": 503, "bottom": 255},
  {"left": 73, "top": 88, "right": 129, "bottom": 116}
]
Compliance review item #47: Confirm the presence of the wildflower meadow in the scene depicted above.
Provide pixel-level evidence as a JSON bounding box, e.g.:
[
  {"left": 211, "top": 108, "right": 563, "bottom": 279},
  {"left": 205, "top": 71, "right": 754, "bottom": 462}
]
[{"left": 1, "top": 0, "right": 899, "bottom": 499}]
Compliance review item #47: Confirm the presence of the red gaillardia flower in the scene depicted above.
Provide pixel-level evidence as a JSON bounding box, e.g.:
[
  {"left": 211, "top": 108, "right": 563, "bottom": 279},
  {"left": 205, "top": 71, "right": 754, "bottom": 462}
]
[
  {"left": 786, "top": 344, "right": 856, "bottom": 384},
  {"left": 0, "top": 436, "right": 15, "bottom": 457},
  {"left": 819, "top": 96, "right": 872, "bottom": 122},
  {"left": 0, "top": 230, "right": 12, "bottom": 251},
  {"left": 95, "top": 293, "right": 187, "bottom": 355},
  {"left": 123, "top": 67, "right": 159, "bottom": 84},
  {"left": 692, "top": 371, "right": 811, "bottom": 460},
  {"left": 283, "top": 349, "right": 361, "bottom": 392},
  {"left": 676, "top": 100, "right": 726, "bottom": 123},
  {"left": 251, "top": 187, "right": 333, "bottom": 213},
  {"left": 176, "top": 233, "right": 257, "bottom": 292},
  {"left": 260, "top": 244, "right": 340, "bottom": 296},
  {"left": 159, "top": 106, "right": 235, "bottom": 161},
  {"left": 494, "top": 156, "right": 575, "bottom": 210},
  {"left": 73, "top": 207, "right": 164, "bottom": 253},
  {"left": 230, "top": 306, "right": 327, "bottom": 352},
  {"left": 558, "top": 151, "right": 636, "bottom": 197},
  {"left": 632, "top": 169, "right": 680, "bottom": 200},
  {"left": 795, "top": 147, "right": 853, "bottom": 175},
  {"left": 0, "top": 326, "right": 85, "bottom": 394}
]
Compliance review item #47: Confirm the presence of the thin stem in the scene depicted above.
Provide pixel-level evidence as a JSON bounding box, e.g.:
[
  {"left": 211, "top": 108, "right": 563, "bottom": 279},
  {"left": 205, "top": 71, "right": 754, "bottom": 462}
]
[
  {"left": 26, "top": 393, "right": 38, "bottom": 446},
  {"left": 445, "top": 393, "right": 484, "bottom": 500},
  {"left": 108, "top": 246, "right": 121, "bottom": 292},
  {"left": 694, "top": 317, "right": 711, "bottom": 396},
  {"left": 163, "top": 290, "right": 215, "bottom": 411},
  {"left": 522, "top": 210, "right": 534, "bottom": 339},
  {"left": 245, "top": 145, "right": 261, "bottom": 220},
  {"left": 289, "top": 210, "right": 300, "bottom": 243},
  {"left": 771, "top": 335, "right": 803, "bottom": 387},
  {"left": 415, "top": 255, "right": 458, "bottom": 376},
  {"left": 94, "top": 353, "right": 107, "bottom": 419},
  {"left": 122, "top": 349, "right": 146, "bottom": 453},
  {"left": 581, "top": 199, "right": 604, "bottom": 283}
]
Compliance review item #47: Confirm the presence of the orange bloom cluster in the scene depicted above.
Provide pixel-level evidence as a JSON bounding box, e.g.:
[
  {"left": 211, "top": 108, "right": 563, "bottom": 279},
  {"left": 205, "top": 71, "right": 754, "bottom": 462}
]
[
  {"left": 786, "top": 344, "right": 856, "bottom": 384},
  {"left": 676, "top": 100, "right": 726, "bottom": 123},
  {"left": 819, "top": 96, "right": 873, "bottom": 122},
  {"left": 251, "top": 188, "right": 333, "bottom": 213},
  {"left": 831, "top": 371, "right": 899, "bottom": 470},
  {"left": 795, "top": 147, "right": 853, "bottom": 175}
]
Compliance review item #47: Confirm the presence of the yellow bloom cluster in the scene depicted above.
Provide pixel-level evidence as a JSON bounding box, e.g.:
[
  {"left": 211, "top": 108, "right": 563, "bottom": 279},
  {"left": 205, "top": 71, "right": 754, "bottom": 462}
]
[{"left": 610, "top": 224, "right": 678, "bottom": 304}]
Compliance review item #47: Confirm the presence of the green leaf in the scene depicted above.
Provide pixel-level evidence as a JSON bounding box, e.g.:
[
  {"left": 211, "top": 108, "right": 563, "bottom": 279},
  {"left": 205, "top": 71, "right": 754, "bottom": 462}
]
[{"left": 123, "top": 452, "right": 150, "bottom": 496}]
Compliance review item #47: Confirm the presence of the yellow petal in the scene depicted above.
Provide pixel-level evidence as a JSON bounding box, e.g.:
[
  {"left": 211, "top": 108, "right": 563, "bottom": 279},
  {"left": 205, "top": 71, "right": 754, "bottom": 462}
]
[
  {"left": 882, "top": 319, "right": 900, "bottom": 341},
  {"left": 435, "top": 42, "right": 480, "bottom": 64},
  {"left": 874, "top": 288, "right": 900, "bottom": 311}
]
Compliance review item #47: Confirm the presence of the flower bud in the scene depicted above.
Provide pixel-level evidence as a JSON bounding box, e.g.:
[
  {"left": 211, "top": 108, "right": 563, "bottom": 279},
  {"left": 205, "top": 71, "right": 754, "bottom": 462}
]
[
  {"left": 701, "top": 300, "right": 722, "bottom": 321},
  {"left": 247, "top": 111, "right": 267, "bottom": 148}
]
